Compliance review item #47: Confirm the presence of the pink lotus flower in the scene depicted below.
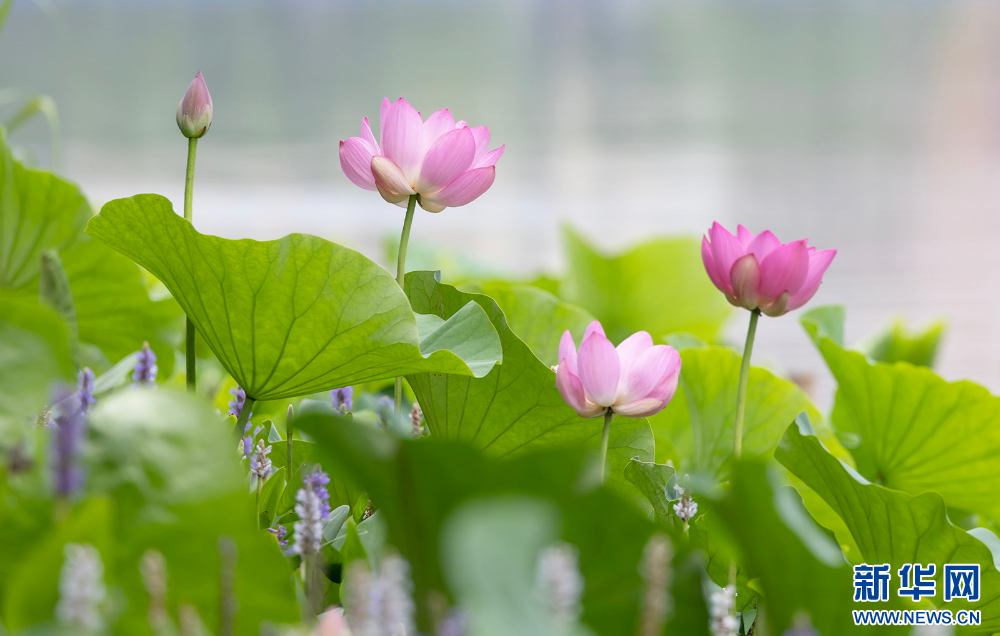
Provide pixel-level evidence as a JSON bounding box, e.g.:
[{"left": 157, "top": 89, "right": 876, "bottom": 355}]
[
  {"left": 701, "top": 223, "right": 836, "bottom": 317},
  {"left": 556, "top": 321, "right": 681, "bottom": 419},
  {"left": 176, "top": 71, "right": 213, "bottom": 139},
  {"left": 339, "top": 97, "right": 504, "bottom": 213}
]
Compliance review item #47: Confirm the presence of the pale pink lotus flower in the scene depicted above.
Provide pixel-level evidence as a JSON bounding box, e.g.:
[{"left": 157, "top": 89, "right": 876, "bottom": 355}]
[
  {"left": 556, "top": 321, "right": 681, "bottom": 419},
  {"left": 314, "top": 608, "right": 352, "bottom": 635},
  {"left": 339, "top": 97, "right": 504, "bottom": 213},
  {"left": 701, "top": 223, "right": 836, "bottom": 317},
  {"left": 176, "top": 71, "right": 213, "bottom": 139}
]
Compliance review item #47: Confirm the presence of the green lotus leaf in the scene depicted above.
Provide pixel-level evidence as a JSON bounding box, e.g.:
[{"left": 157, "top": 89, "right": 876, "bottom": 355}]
[
  {"left": 0, "top": 296, "right": 73, "bottom": 437},
  {"left": 802, "top": 306, "right": 1000, "bottom": 520},
  {"left": 776, "top": 415, "right": 1000, "bottom": 633},
  {"left": 705, "top": 454, "right": 907, "bottom": 635},
  {"left": 404, "top": 271, "right": 652, "bottom": 503},
  {"left": 86, "top": 195, "right": 502, "bottom": 400},
  {"left": 648, "top": 345, "right": 820, "bottom": 480}
]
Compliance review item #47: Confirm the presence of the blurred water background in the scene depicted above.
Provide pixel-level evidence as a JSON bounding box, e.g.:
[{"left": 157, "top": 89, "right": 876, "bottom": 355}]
[{"left": 4, "top": 0, "right": 1000, "bottom": 405}]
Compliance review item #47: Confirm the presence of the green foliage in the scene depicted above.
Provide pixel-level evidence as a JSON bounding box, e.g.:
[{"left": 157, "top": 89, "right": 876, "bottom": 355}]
[
  {"left": 39, "top": 249, "right": 78, "bottom": 366},
  {"left": 87, "top": 196, "right": 502, "bottom": 400},
  {"left": 0, "top": 297, "right": 73, "bottom": 437},
  {"left": 624, "top": 459, "right": 678, "bottom": 522},
  {"left": 559, "top": 226, "right": 731, "bottom": 344},
  {"left": 865, "top": 318, "right": 945, "bottom": 367},
  {"left": 62, "top": 238, "right": 182, "bottom": 378},
  {"left": 478, "top": 281, "right": 594, "bottom": 366},
  {"left": 648, "top": 345, "right": 820, "bottom": 479},
  {"left": 776, "top": 416, "right": 1000, "bottom": 632},
  {"left": 0, "top": 129, "right": 89, "bottom": 290},
  {"left": 404, "top": 271, "right": 653, "bottom": 504},
  {"left": 295, "top": 413, "right": 700, "bottom": 636},
  {"left": 704, "top": 454, "right": 905, "bottom": 635},
  {"left": 803, "top": 306, "right": 1000, "bottom": 520},
  {"left": 441, "top": 497, "right": 592, "bottom": 636}
]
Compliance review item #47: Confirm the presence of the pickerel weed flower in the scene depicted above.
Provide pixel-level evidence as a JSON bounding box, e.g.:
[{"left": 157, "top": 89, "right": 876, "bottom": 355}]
[
  {"left": 176, "top": 71, "right": 213, "bottom": 139},
  {"left": 375, "top": 395, "right": 394, "bottom": 429},
  {"left": 51, "top": 387, "right": 86, "bottom": 498},
  {"left": 701, "top": 223, "right": 836, "bottom": 317},
  {"left": 556, "top": 321, "right": 681, "bottom": 419},
  {"left": 56, "top": 543, "right": 107, "bottom": 632},
  {"left": 77, "top": 367, "right": 95, "bottom": 414},
  {"left": 331, "top": 386, "right": 353, "bottom": 413},
  {"left": 536, "top": 543, "right": 584, "bottom": 631},
  {"left": 344, "top": 555, "right": 417, "bottom": 636},
  {"left": 240, "top": 421, "right": 260, "bottom": 459},
  {"left": 292, "top": 484, "right": 324, "bottom": 557},
  {"left": 132, "top": 341, "right": 158, "bottom": 387},
  {"left": 638, "top": 534, "right": 673, "bottom": 636},
  {"left": 302, "top": 466, "right": 331, "bottom": 521},
  {"left": 269, "top": 525, "right": 289, "bottom": 550},
  {"left": 673, "top": 482, "right": 698, "bottom": 524},
  {"left": 410, "top": 402, "right": 424, "bottom": 437},
  {"left": 340, "top": 97, "right": 503, "bottom": 212},
  {"left": 250, "top": 438, "right": 272, "bottom": 480},
  {"left": 228, "top": 385, "right": 246, "bottom": 418},
  {"left": 139, "top": 550, "right": 169, "bottom": 632},
  {"left": 708, "top": 585, "right": 739, "bottom": 636}
]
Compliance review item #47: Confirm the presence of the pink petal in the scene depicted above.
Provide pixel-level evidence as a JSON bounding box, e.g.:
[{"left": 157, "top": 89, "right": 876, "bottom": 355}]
[
  {"left": 577, "top": 331, "right": 620, "bottom": 407},
  {"left": 557, "top": 365, "right": 604, "bottom": 418},
  {"left": 361, "top": 117, "right": 379, "bottom": 153},
  {"left": 758, "top": 239, "right": 810, "bottom": 300},
  {"left": 708, "top": 222, "right": 745, "bottom": 289},
  {"left": 615, "top": 331, "right": 653, "bottom": 379},
  {"left": 470, "top": 126, "right": 490, "bottom": 157},
  {"left": 473, "top": 144, "right": 504, "bottom": 169},
  {"left": 736, "top": 224, "right": 754, "bottom": 248},
  {"left": 420, "top": 166, "right": 495, "bottom": 208},
  {"left": 559, "top": 330, "right": 579, "bottom": 375},
  {"left": 380, "top": 98, "right": 424, "bottom": 184},
  {"left": 379, "top": 97, "right": 391, "bottom": 142},
  {"left": 339, "top": 137, "right": 378, "bottom": 191},
  {"left": 730, "top": 254, "right": 761, "bottom": 310},
  {"left": 371, "top": 156, "right": 415, "bottom": 204},
  {"left": 615, "top": 344, "right": 677, "bottom": 406},
  {"left": 416, "top": 127, "right": 476, "bottom": 195},
  {"left": 422, "top": 108, "right": 456, "bottom": 150},
  {"left": 615, "top": 349, "right": 681, "bottom": 417},
  {"left": 582, "top": 320, "right": 606, "bottom": 342},
  {"left": 787, "top": 248, "right": 836, "bottom": 311},
  {"left": 701, "top": 235, "right": 730, "bottom": 294},
  {"left": 746, "top": 230, "right": 782, "bottom": 262}
]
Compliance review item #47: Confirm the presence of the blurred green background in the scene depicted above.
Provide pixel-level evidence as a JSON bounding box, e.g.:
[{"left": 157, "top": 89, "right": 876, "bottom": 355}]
[{"left": 3, "top": 0, "right": 998, "bottom": 403}]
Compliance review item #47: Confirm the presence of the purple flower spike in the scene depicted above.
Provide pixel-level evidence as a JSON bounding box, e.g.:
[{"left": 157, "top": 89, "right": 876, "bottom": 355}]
[
  {"left": 131, "top": 342, "right": 158, "bottom": 388},
  {"left": 228, "top": 385, "right": 246, "bottom": 418},
  {"left": 269, "top": 525, "right": 288, "bottom": 550},
  {"left": 240, "top": 419, "right": 258, "bottom": 459},
  {"left": 330, "top": 386, "right": 353, "bottom": 413},
  {"left": 302, "top": 466, "right": 331, "bottom": 521},
  {"left": 77, "top": 367, "right": 95, "bottom": 415},
  {"left": 50, "top": 386, "right": 86, "bottom": 498}
]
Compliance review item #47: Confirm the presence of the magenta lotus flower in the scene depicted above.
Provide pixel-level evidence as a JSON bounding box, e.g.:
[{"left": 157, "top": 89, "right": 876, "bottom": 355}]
[
  {"left": 176, "top": 71, "right": 213, "bottom": 139},
  {"left": 701, "top": 223, "right": 836, "bottom": 317},
  {"left": 556, "top": 321, "right": 681, "bottom": 419},
  {"left": 339, "top": 97, "right": 504, "bottom": 213}
]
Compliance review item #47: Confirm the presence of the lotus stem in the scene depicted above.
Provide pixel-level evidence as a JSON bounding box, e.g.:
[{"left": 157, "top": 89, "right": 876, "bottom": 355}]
[
  {"left": 183, "top": 137, "right": 198, "bottom": 392},
  {"left": 598, "top": 409, "right": 614, "bottom": 483},
  {"left": 393, "top": 194, "right": 418, "bottom": 421},
  {"left": 733, "top": 309, "right": 760, "bottom": 460}
]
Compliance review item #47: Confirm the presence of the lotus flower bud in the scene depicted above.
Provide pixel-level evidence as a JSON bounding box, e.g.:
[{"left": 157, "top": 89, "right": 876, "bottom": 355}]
[{"left": 176, "top": 71, "right": 213, "bottom": 139}]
